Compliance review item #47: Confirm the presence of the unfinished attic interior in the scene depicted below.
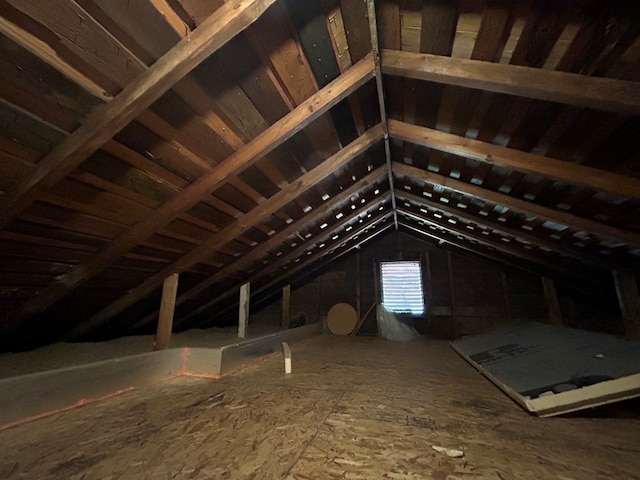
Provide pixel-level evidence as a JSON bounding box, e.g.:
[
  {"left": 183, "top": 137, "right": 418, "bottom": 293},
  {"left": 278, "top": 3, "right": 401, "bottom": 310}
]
[{"left": 1, "top": 0, "right": 640, "bottom": 477}]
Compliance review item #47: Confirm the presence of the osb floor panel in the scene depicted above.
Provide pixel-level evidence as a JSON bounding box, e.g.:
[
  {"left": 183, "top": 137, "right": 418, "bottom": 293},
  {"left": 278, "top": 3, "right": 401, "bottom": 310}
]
[{"left": 1, "top": 336, "right": 639, "bottom": 479}]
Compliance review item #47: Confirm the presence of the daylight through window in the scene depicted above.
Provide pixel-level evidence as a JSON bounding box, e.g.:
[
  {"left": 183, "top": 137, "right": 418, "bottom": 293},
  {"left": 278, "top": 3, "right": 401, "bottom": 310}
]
[{"left": 380, "top": 261, "right": 425, "bottom": 315}]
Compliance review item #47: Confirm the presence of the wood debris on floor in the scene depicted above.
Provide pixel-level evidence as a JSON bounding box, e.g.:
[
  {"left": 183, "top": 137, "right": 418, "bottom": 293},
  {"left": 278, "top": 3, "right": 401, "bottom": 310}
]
[{"left": 1, "top": 336, "right": 639, "bottom": 479}]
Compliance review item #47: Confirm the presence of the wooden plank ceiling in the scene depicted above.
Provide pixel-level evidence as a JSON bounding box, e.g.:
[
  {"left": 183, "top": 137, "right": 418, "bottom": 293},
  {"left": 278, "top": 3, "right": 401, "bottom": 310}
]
[{"left": 0, "top": 0, "right": 639, "bottom": 349}]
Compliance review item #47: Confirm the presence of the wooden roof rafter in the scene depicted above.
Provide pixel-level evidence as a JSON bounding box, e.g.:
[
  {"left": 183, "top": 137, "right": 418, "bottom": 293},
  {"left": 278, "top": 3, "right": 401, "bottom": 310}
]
[
  {"left": 13, "top": 55, "right": 375, "bottom": 326},
  {"left": 65, "top": 122, "right": 384, "bottom": 339},
  {"left": 396, "top": 207, "right": 603, "bottom": 285},
  {"left": 393, "top": 162, "right": 640, "bottom": 249},
  {"left": 130, "top": 166, "right": 390, "bottom": 331},
  {"left": 0, "top": 0, "right": 279, "bottom": 229}
]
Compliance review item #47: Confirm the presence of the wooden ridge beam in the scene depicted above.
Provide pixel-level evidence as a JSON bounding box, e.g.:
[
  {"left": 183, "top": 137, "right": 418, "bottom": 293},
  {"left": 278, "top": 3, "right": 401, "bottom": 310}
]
[
  {"left": 175, "top": 197, "right": 391, "bottom": 329},
  {"left": 0, "top": 0, "right": 278, "bottom": 229},
  {"left": 397, "top": 208, "right": 602, "bottom": 284},
  {"left": 393, "top": 162, "right": 640, "bottom": 247},
  {"left": 65, "top": 123, "right": 384, "bottom": 339},
  {"left": 367, "top": 0, "right": 398, "bottom": 230},
  {"left": 381, "top": 49, "right": 640, "bottom": 115},
  {"left": 15, "top": 55, "right": 375, "bottom": 324},
  {"left": 389, "top": 120, "right": 640, "bottom": 202},
  {"left": 395, "top": 190, "right": 615, "bottom": 269},
  {"left": 130, "top": 167, "right": 389, "bottom": 331}
]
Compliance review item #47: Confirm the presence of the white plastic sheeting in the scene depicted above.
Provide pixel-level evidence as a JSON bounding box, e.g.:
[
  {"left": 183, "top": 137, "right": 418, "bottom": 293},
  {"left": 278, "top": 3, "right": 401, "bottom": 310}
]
[{"left": 376, "top": 304, "right": 421, "bottom": 342}]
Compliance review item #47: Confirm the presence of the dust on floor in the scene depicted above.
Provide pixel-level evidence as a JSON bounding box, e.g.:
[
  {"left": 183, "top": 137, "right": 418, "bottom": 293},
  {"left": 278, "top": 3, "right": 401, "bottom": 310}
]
[{"left": 1, "top": 336, "right": 639, "bottom": 479}]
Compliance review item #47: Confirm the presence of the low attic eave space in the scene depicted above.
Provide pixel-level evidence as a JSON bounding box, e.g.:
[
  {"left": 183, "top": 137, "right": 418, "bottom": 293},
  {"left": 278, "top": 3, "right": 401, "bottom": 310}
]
[{"left": 0, "top": 0, "right": 639, "bottom": 351}]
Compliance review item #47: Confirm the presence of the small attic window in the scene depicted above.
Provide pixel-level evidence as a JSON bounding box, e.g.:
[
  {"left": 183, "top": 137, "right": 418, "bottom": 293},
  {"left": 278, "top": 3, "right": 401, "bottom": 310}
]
[{"left": 380, "top": 261, "right": 425, "bottom": 316}]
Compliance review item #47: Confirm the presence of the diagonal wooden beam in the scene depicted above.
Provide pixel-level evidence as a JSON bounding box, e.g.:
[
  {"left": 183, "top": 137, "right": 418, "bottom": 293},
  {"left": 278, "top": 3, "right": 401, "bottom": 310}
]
[
  {"left": 64, "top": 123, "right": 384, "bottom": 339},
  {"left": 389, "top": 119, "right": 640, "bottom": 201},
  {"left": 189, "top": 212, "right": 394, "bottom": 328},
  {"left": 15, "top": 55, "right": 376, "bottom": 323},
  {"left": 381, "top": 49, "right": 640, "bottom": 115},
  {"left": 0, "top": 0, "right": 278, "bottom": 229},
  {"left": 393, "top": 161, "right": 640, "bottom": 247},
  {"left": 399, "top": 222, "right": 545, "bottom": 279},
  {"left": 397, "top": 208, "right": 602, "bottom": 284},
  {"left": 396, "top": 190, "right": 614, "bottom": 268},
  {"left": 130, "top": 167, "right": 389, "bottom": 331}
]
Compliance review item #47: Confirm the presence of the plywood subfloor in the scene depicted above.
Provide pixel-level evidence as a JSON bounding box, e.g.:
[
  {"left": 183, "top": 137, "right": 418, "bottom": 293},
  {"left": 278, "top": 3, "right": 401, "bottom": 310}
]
[{"left": 1, "top": 336, "right": 639, "bottom": 479}]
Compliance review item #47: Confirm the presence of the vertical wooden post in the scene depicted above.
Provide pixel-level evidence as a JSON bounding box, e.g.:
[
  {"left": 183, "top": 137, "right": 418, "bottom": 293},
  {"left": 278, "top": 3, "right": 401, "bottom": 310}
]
[
  {"left": 446, "top": 251, "right": 457, "bottom": 337},
  {"left": 282, "top": 284, "right": 291, "bottom": 330},
  {"left": 541, "top": 277, "right": 563, "bottom": 325},
  {"left": 155, "top": 273, "right": 179, "bottom": 350},
  {"left": 501, "top": 272, "right": 512, "bottom": 321},
  {"left": 239, "top": 282, "right": 250, "bottom": 338},
  {"left": 424, "top": 248, "right": 433, "bottom": 299},
  {"left": 356, "top": 251, "right": 361, "bottom": 321},
  {"left": 613, "top": 269, "right": 640, "bottom": 338}
]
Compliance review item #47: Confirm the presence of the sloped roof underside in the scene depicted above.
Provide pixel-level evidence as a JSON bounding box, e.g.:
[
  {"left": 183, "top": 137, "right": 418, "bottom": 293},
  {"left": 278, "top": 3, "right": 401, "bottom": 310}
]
[{"left": 0, "top": 0, "right": 639, "bottom": 349}]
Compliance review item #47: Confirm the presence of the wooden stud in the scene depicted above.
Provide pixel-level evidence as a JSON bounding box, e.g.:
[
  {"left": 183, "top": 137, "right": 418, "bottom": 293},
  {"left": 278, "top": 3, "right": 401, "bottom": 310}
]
[
  {"left": 381, "top": 49, "right": 640, "bottom": 115},
  {"left": 356, "top": 250, "right": 362, "bottom": 321},
  {"left": 542, "top": 277, "right": 563, "bottom": 326},
  {"left": 612, "top": 269, "right": 640, "bottom": 338},
  {"left": 446, "top": 251, "right": 457, "bottom": 337},
  {"left": 154, "top": 273, "right": 179, "bottom": 350},
  {"left": 389, "top": 120, "right": 640, "bottom": 201},
  {"left": 239, "top": 282, "right": 250, "bottom": 339},
  {"left": 501, "top": 272, "right": 512, "bottom": 322},
  {"left": 282, "top": 285, "right": 291, "bottom": 330}
]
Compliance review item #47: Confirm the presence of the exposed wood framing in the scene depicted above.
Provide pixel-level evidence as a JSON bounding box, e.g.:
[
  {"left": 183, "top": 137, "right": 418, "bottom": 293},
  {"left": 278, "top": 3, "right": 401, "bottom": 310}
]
[
  {"left": 0, "top": 0, "right": 278, "bottom": 229},
  {"left": 239, "top": 282, "right": 250, "bottom": 338},
  {"left": 393, "top": 162, "right": 640, "bottom": 248},
  {"left": 612, "top": 269, "right": 640, "bottom": 338},
  {"left": 183, "top": 206, "right": 393, "bottom": 328},
  {"left": 193, "top": 216, "right": 395, "bottom": 327},
  {"left": 395, "top": 190, "right": 615, "bottom": 269},
  {"left": 66, "top": 123, "right": 384, "bottom": 339},
  {"left": 131, "top": 168, "right": 389, "bottom": 331},
  {"left": 389, "top": 120, "right": 640, "bottom": 201},
  {"left": 541, "top": 277, "right": 563, "bottom": 326},
  {"left": 282, "top": 284, "right": 291, "bottom": 330},
  {"left": 154, "top": 273, "right": 179, "bottom": 350},
  {"left": 398, "top": 208, "right": 601, "bottom": 284},
  {"left": 367, "top": 0, "right": 398, "bottom": 230},
  {"left": 16, "top": 55, "right": 376, "bottom": 324},
  {"left": 446, "top": 251, "right": 457, "bottom": 336},
  {"left": 381, "top": 49, "right": 640, "bottom": 115}
]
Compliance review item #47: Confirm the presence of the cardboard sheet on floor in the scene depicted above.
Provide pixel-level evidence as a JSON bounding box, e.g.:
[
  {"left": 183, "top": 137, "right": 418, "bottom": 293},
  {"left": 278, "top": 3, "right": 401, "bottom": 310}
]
[{"left": 451, "top": 322, "right": 640, "bottom": 417}]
